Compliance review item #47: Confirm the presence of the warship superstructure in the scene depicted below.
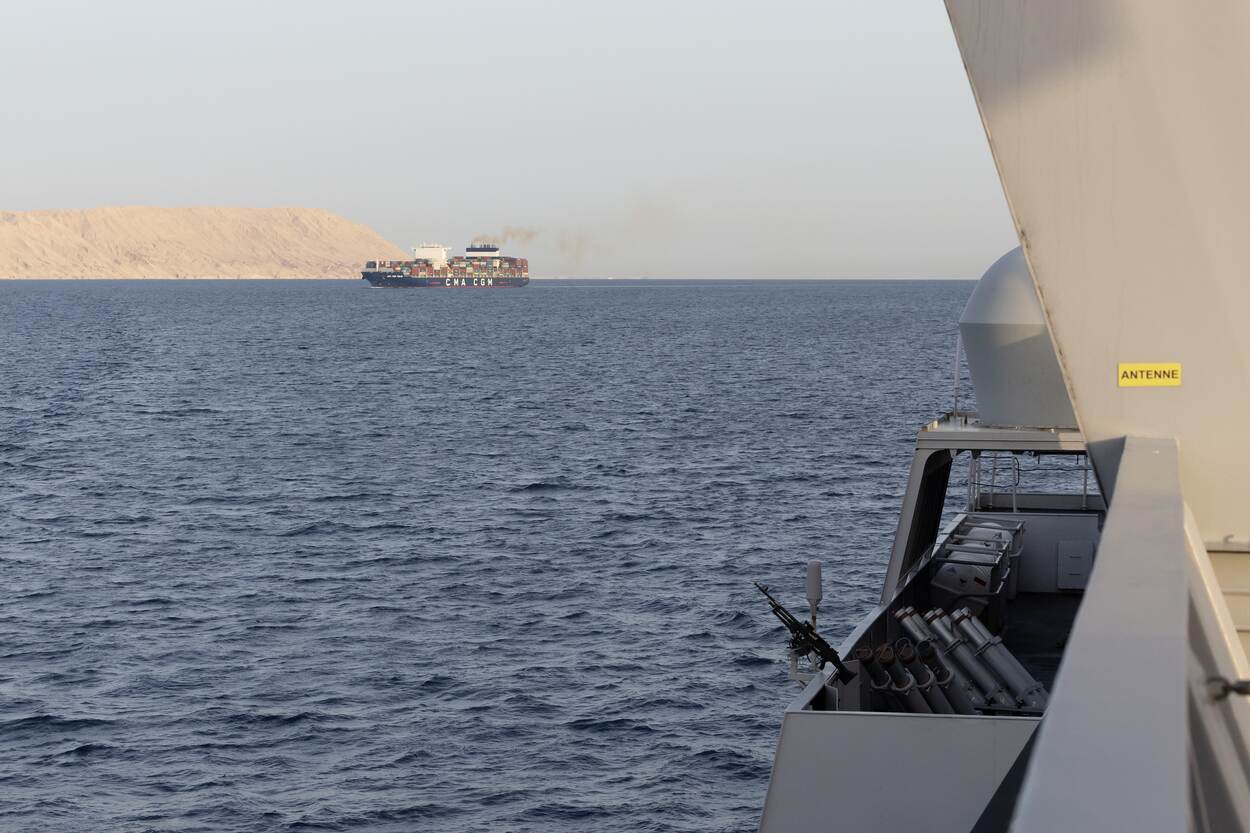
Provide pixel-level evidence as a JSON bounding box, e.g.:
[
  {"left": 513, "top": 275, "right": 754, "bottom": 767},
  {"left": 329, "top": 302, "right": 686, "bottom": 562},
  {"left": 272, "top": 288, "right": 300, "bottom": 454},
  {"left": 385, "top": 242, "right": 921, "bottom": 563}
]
[
  {"left": 758, "top": 250, "right": 1097, "bottom": 832},
  {"left": 756, "top": 4, "right": 1250, "bottom": 831}
]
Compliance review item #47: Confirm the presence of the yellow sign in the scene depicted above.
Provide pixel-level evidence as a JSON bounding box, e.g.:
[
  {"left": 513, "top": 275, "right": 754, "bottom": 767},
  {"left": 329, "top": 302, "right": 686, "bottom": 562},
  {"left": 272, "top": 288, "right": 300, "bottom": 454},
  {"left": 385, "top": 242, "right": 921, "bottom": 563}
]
[{"left": 1118, "top": 362, "right": 1182, "bottom": 387}]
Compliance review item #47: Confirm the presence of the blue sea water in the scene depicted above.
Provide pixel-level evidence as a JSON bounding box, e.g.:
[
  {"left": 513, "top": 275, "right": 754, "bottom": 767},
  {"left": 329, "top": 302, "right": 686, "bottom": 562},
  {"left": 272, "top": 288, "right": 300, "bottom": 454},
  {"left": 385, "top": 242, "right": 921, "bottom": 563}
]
[{"left": 0, "top": 279, "right": 972, "bottom": 833}]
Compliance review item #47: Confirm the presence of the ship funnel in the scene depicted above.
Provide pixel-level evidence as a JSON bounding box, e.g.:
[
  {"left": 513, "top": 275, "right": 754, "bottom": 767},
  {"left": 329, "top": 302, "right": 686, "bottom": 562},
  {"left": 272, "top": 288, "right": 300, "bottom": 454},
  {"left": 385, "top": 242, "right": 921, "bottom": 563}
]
[{"left": 959, "top": 248, "right": 1077, "bottom": 429}]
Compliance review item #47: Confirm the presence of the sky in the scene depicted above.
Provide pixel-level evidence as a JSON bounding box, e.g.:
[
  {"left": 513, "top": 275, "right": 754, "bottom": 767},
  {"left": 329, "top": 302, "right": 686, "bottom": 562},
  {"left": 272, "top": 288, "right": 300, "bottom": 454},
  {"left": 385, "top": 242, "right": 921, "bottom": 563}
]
[{"left": 0, "top": 1, "right": 1018, "bottom": 278}]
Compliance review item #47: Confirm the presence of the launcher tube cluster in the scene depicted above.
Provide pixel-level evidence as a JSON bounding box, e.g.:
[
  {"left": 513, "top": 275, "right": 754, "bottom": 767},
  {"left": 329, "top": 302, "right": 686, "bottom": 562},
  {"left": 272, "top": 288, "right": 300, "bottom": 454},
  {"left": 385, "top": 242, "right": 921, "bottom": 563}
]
[
  {"left": 895, "top": 638, "right": 955, "bottom": 714},
  {"left": 923, "top": 610, "right": 1017, "bottom": 709},
  {"left": 887, "top": 605, "right": 1048, "bottom": 715},
  {"left": 854, "top": 646, "right": 901, "bottom": 711},
  {"left": 951, "top": 608, "right": 1048, "bottom": 710},
  {"left": 876, "top": 644, "right": 933, "bottom": 714},
  {"left": 895, "top": 606, "right": 989, "bottom": 710}
]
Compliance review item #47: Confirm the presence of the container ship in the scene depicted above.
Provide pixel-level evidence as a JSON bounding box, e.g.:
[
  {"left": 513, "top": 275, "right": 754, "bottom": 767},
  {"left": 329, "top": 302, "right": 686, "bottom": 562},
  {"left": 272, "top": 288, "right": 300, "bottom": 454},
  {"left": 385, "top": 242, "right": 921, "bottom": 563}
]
[{"left": 361, "top": 242, "right": 529, "bottom": 288}]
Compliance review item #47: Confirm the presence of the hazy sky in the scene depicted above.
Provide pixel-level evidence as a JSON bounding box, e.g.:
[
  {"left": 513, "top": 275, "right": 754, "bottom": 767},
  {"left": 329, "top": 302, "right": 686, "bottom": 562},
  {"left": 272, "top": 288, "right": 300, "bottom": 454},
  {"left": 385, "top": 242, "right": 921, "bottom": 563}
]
[{"left": 2, "top": 1, "right": 1017, "bottom": 278}]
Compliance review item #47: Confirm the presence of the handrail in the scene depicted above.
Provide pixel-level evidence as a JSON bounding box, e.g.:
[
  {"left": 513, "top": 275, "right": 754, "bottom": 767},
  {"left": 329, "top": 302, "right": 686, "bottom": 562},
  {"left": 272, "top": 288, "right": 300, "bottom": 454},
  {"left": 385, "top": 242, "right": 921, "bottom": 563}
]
[
  {"left": 1010, "top": 437, "right": 1188, "bottom": 832},
  {"left": 1007, "top": 437, "right": 1250, "bottom": 830}
]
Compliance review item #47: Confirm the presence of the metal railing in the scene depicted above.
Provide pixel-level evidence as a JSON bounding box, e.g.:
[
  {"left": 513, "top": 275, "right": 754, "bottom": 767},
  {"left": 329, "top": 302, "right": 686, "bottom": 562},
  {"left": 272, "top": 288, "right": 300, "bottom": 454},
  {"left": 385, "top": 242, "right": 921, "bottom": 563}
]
[{"left": 1007, "top": 437, "right": 1250, "bottom": 832}]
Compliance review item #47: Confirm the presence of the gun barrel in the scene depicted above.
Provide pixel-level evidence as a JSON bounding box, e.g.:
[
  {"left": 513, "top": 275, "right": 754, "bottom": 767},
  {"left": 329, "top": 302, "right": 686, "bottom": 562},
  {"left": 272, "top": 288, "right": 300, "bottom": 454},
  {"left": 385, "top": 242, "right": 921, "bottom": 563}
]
[{"left": 755, "top": 581, "right": 855, "bottom": 684}]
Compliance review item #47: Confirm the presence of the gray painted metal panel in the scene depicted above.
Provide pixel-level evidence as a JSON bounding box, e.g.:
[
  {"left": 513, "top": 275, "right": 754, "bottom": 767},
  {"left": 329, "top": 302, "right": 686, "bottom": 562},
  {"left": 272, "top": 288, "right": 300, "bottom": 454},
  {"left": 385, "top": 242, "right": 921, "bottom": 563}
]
[
  {"left": 1009, "top": 437, "right": 1187, "bottom": 833},
  {"left": 1054, "top": 539, "right": 1094, "bottom": 591},
  {"left": 944, "top": 0, "right": 1250, "bottom": 547},
  {"left": 1185, "top": 509, "right": 1250, "bottom": 831},
  {"left": 758, "top": 711, "right": 1036, "bottom": 833},
  {"left": 882, "top": 448, "right": 943, "bottom": 603}
]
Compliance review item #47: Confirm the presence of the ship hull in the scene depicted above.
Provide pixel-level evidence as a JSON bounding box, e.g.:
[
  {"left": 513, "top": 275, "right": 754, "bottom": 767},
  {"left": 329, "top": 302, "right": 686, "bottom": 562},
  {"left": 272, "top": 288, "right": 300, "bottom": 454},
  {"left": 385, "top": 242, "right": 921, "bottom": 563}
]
[{"left": 362, "top": 271, "right": 529, "bottom": 288}]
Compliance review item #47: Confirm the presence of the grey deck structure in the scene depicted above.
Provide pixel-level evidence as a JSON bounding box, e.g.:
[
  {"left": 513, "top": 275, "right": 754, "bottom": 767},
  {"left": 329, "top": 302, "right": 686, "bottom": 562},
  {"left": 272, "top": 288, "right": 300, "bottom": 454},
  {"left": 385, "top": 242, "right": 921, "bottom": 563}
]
[{"left": 757, "top": 7, "right": 1250, "bottom": 821}]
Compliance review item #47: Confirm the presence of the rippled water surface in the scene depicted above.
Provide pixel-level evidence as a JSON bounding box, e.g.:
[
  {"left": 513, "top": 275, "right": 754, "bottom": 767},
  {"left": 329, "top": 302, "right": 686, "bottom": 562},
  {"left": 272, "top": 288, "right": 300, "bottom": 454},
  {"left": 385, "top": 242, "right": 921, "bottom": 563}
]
[{"left": 0, "top": 279, "right": 971, "bottom": 832}]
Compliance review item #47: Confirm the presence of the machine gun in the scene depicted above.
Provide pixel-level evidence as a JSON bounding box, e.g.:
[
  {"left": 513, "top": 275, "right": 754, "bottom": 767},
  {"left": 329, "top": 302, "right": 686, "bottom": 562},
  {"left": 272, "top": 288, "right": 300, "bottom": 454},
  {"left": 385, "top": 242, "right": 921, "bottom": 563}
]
[{"left": 755, "top": 582, "right": 856, "bottom": 683}]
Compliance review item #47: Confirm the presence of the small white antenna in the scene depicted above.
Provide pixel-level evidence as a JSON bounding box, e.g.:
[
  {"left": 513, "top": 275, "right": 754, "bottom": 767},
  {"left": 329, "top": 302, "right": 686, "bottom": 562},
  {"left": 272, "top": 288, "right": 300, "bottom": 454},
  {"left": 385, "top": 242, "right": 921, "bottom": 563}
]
[{"left": 806, "top": 560, "right": 823, "bottom": 627}]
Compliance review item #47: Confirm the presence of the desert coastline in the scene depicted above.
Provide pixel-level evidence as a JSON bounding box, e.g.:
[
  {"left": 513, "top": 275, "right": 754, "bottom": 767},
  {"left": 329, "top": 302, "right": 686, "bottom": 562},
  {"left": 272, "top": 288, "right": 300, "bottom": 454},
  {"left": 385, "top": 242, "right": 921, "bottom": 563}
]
[{"left": 0, "top": 206, "right": 405, "bottom": 279}]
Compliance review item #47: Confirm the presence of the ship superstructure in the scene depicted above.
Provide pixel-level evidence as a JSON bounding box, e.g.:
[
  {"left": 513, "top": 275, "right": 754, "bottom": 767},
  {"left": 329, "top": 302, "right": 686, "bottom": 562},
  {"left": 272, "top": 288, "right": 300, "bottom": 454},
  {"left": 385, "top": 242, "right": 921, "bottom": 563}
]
[
  {"left": 757, "top": 4, "right": 1250, "bottom": 832},
  {"left": 758, "top": 250, "right": 1098, "bottom": 832},
  {"left": 362, "top": 241, "right": 529, "bottom": 288}
]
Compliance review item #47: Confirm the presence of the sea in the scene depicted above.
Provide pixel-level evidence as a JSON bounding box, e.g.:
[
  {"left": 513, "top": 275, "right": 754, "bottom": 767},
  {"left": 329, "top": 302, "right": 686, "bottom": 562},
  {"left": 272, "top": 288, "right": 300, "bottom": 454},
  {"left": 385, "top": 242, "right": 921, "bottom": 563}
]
[{"left": 0, "top": 278, "right": 973, "bottom": 833}]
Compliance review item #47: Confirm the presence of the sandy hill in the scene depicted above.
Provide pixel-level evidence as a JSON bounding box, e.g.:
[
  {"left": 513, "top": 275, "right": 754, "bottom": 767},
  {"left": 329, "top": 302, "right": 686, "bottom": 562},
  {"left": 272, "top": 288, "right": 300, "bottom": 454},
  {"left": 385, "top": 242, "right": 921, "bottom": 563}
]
[{"left": 0, "top": 207, "right": 408, "bottom": 278}]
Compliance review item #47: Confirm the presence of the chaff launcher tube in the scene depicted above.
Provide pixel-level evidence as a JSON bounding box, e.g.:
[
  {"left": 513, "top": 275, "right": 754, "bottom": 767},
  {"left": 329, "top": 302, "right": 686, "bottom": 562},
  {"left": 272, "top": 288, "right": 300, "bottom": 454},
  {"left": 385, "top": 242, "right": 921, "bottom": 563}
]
[
  {"left": 959, "top": 610, "right": 1048, "bottom": 706},
  {"left": 915, "top": 639, "right": 978, "bottom": 714},
  {"left": 853, "top": 646, "right": 901, "bottom": 712},
  {"left": 923, "top": 609, "right": 1015, "bottom": 709},
  {"left": 894, "top": 638, "right": 954, "bottom": 714},
  {"left": 951, "top": 608, "right": 1048, "bottom": 710},
  {"left": 874, "top": 645, "right": 932, "bottom": 714},
  {"left": 894, "top": 605, "right": 935, "bottom": 643},
  {"left": 897, "top": 606, "right": 985, "bottom": 710}
]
